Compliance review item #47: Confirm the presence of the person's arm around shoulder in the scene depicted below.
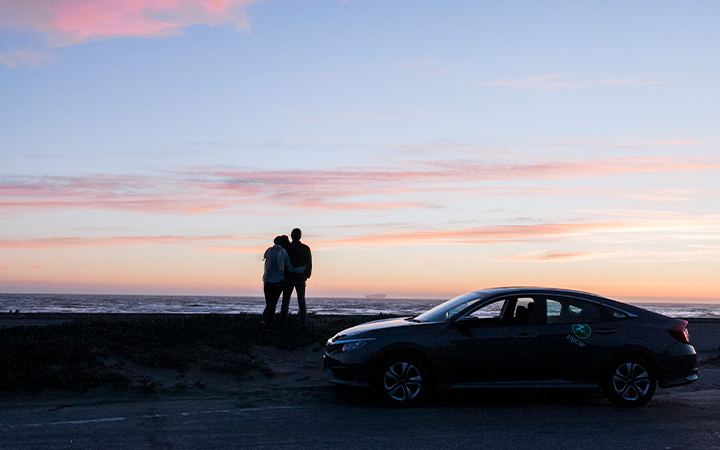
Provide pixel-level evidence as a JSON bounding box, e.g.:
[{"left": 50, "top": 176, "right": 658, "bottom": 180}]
[{"left": 281, "top": 248, "right": 304, "bottom": 274}]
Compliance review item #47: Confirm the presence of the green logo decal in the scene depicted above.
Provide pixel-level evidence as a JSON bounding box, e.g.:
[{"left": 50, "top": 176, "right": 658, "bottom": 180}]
[{"left": 572, "top": 324, "right": 591, "bottom": 339}]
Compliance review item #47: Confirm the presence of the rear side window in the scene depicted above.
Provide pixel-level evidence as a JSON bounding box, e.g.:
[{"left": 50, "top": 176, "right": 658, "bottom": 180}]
[
  {"left": 606, "top": 307, "right": 630, "bottom": 320},
  {"left": 545, "top": 297, "right": 601, "bottom": 324}
]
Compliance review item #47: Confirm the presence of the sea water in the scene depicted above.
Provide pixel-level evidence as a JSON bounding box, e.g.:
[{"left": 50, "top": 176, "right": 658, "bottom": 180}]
[{"left": 0, "top": 293, "right": 719, "bottom": 319}]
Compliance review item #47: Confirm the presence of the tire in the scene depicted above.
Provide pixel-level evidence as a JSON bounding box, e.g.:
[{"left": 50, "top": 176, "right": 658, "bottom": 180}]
[
  {"left": 602, "top": 356, "right": 657, "bottom": 407},
  {"left": 373, "top": 353, "right": 431, "bottom": 405}
]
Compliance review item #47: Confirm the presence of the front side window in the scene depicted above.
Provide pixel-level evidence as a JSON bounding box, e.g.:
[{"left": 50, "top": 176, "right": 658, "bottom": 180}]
[
  {"left": 466, "top": 299, "right": 505, "bottom": 319},
  {"left": 464, "top": 297, "right": 537, "bottom": 325}
]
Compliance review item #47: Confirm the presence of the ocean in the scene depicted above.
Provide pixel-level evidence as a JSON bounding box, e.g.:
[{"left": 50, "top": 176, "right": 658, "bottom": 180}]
[{"left": 1, "top": 293, "right": 719, "bottom": 319}]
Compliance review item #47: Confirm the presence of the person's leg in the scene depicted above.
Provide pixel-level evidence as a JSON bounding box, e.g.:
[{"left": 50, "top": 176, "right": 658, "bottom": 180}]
[
  {"left": 262, "top": 282, "right": 273, "bottom": 325},
  {"left": 296, "top": 281, "right": 307, "bottom": 327},
  {"left": 280, "top": 283, "right": 295, "bottom": 327},
  {"left": 263, "top": 282, "right": 282, "bottom": 327}
]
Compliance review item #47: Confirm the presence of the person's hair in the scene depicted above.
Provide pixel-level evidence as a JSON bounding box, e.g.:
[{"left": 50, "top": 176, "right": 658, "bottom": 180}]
[
  {"left": 278, "top": 235, "right": 291, "bottom": 248},
  {"left": 273, "top": 235, "right": 284, "bottom": 245},
  {"left": 291, "top": 228, "right": 302, "bottom": 240}
]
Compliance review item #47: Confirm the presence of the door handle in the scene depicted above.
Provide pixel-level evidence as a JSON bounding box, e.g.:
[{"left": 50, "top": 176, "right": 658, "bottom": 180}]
[
  {"left": 513, "top": 333, "right": 537, "bottom": 339},
  {"left": 596, "top": 329, "right": 618, "bottom": 335}
]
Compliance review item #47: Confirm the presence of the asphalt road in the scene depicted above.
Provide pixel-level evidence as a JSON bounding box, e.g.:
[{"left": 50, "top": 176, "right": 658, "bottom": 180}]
[{"left": 2, "top": 383, "right": 719, "bottom": 450}]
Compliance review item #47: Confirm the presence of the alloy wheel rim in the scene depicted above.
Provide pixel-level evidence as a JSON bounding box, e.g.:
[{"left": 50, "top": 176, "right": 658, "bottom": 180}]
[
  {"left": 383, "top": 362, "right": 422, "bottom": 401},
  {"left": 612, "top": 362, "right": 650, "bottom": 401}
]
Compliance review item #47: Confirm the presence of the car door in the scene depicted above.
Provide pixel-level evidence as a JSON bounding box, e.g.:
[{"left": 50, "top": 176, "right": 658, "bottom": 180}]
[
  {"left": 535, "top": 295, "right": 620, "bottom": 383},
  {"left": 442, "top": 296, "right": 541, "bottom": 384}
]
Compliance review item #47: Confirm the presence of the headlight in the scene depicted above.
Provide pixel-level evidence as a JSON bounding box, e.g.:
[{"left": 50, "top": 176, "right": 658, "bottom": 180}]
[{"left": 338, "top": 338, "right": 375, "bottom": 352}]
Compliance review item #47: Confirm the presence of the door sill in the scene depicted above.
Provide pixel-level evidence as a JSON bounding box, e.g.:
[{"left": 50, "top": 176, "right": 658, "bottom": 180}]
[{"left": 451, "top": 380, "right": 599, "bottom": 389}]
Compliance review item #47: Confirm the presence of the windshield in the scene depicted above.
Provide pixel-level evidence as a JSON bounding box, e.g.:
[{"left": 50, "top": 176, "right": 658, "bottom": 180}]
[{"left": 414, "top": 291, "right": 485, "bottom": 323}]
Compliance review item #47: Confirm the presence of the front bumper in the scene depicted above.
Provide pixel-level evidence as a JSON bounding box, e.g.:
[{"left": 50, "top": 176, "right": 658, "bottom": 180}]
[{"left": 323, "top": 352, "right": 373, "bottom": 387}]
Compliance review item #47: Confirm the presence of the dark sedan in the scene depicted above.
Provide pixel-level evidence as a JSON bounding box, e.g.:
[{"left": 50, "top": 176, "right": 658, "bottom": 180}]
[{"left": 324, "top": 287, "right": 698, "bottom": 407}]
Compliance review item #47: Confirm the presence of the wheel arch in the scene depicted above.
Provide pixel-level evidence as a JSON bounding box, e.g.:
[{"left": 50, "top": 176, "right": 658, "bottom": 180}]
[
  {"left": 602, "top": 349, "right": 660, "bottom": 378},
  {"left": 370, "top": 345, "right": 437, "bottom": 390}
]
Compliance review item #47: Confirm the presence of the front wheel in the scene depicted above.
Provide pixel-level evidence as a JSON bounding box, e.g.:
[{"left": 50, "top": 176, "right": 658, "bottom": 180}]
[
  {"left": 602, "top": 356, "right": 657, "bottom": 407},
  {"left": 373, "top": 354, "right": 431, "bottom": 405}
]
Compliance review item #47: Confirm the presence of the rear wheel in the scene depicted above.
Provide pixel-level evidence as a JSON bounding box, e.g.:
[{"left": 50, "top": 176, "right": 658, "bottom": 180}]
[
  {"left": 373, "top": 354, "right": 431, "bottom": 405},
  {"left": 602, "top": 356, "right": 657, "bottom": 407}
]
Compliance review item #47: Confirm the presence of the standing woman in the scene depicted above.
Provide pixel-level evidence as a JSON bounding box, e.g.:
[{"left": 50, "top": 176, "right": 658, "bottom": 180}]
[{"left": 262, "top": 235, "right": 304, "bottom": 327}]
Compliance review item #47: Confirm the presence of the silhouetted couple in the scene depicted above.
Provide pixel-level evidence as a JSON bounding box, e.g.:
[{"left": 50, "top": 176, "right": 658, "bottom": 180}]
[{"left": 261, "top": 228, "right": 312, "bottom": 328}]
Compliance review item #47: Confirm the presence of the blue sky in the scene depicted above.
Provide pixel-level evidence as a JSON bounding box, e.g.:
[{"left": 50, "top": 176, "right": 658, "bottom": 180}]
[{"left": 1, "top": 1, "right": 719, "bottom": 300}]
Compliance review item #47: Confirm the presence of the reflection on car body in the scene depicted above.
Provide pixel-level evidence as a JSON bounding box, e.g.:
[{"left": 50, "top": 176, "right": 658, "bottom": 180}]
[{"left": 324, "top": 287, "right": 698, "bottom": 407}]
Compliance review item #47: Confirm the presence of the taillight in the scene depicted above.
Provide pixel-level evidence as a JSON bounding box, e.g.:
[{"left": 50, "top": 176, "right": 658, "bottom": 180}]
[{"left": 668, "top": 320, "right": 690, "bottom": 344}]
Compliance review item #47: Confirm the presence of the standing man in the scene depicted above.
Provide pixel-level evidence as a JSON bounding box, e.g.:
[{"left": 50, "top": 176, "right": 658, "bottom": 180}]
[
  {"left": 262, "top": 235, "right": 304, "bottom": 327},
  {"left": 281, "top": 228, "right": 312, "bottom": 327}
]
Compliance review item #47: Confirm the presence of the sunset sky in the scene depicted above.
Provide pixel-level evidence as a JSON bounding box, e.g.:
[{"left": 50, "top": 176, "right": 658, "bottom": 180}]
[{"left": 1, "top": 1, "right": 719, "bottom": 301}]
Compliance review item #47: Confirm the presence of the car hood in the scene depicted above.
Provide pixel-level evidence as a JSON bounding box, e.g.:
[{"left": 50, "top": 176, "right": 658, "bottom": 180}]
[{"left": 330, "top": 317, "right": 417, "bottom": 341}]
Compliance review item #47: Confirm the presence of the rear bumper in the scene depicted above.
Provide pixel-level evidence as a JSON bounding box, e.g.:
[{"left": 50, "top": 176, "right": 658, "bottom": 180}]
[
  {"left": 660, "top": 370, "right": 698, "bottom": 388},
  {"left": 657, "top": 343, "right": 698, "bottom": 389}
]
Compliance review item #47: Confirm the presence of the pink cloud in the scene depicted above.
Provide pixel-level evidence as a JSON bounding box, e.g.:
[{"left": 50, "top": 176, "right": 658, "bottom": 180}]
[
  {"left": 29, "top": 266, "right": 41, "bottom": 270},
  {"left": 0, "top": 175, "right": 229, "bottom": 215},
  {"left": 0, "top": 48, "right": 58, "bottom": 68},
  {"left": 0, "top": 0, "right": 258, "bottom": 46},
  {"left": 414, "top": 156, "right": 717, "bottom": 179},
  {"left": 312, "top": 222, "right": 606, "bottom": 247},
  {"left": 0, "top": 235, "right": 236, "bottom": 249},
  {"left": 1, "top": 154, "right": 717, "bottom": 217},
  {"left": 310, "top": 220, "right": 720, "bottom": 248},
  {"left": 500, "top": 250, "right": 632, "bottom": 262},
  {"left": 191, "top": 155, "right": 717, "bottom": 194}
]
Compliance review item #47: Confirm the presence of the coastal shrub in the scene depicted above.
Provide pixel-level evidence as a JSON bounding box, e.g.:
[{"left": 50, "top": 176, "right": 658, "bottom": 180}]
[
  {"left": 0, "top": 324, "right": 130, "bottom": 392},
  {"left": 0, "top": 313, "right": 383, "bottom": 392}
]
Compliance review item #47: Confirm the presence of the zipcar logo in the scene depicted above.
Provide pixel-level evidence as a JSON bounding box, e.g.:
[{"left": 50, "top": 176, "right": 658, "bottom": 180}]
[{"left": 572, "top": 324, "right": 591, "bottom": 339}]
